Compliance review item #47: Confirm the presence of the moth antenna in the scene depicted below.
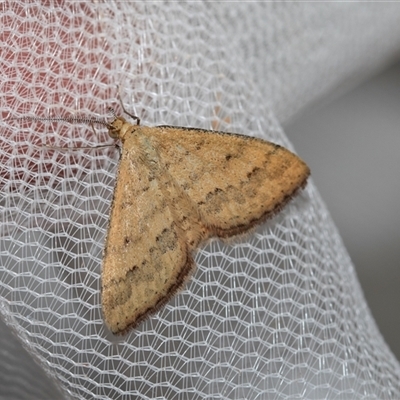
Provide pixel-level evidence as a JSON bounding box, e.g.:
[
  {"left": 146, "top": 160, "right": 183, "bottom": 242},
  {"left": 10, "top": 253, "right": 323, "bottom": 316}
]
[
  {"left": 10, "top": 115, "right": 112, "bottom": 129},
  {"left": 116, "top": 85, "right": 141, "bottom": 125}
]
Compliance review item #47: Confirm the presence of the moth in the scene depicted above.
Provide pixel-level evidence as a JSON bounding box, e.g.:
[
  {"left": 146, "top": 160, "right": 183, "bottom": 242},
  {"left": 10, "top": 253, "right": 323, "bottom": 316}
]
[
  {"left": 16, "top": 105, "right": 310, "bottom": 335},
  {"left": 101, "top": 109, "right": 309, "bottom": 334}
]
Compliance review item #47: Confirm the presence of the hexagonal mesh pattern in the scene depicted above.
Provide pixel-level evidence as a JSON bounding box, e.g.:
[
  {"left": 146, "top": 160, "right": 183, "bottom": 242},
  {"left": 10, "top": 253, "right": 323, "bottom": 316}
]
[{"left": 1, "top": 3, "right": 400, "bottom": 399}]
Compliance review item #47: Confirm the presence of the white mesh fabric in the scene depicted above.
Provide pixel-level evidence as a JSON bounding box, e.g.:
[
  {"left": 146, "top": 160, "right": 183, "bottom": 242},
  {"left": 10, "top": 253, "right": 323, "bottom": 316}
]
[{"left": 1, "top": 2, "right": 400, "bottom": 400}]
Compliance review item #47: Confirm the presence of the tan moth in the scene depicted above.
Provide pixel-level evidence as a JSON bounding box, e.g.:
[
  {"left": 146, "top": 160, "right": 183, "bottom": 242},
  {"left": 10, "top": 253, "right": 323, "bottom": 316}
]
[
  {"left": 101, "top": 109, "right": 310, "bottom": 335},
  {"left": 16, "top": 105, "right": 310, "bottom": 335}
]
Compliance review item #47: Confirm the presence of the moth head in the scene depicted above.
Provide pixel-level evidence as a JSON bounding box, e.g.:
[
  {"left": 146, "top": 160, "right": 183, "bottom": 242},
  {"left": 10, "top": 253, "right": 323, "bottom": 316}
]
[{"left": 108, "top": 116, "right": 127, "bottom": 139}]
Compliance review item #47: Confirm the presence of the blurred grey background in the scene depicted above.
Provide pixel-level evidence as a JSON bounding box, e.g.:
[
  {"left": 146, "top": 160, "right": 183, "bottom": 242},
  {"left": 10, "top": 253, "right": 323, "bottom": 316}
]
[{"left": 285, "top": 61, "right": 400, "bottom": 361}]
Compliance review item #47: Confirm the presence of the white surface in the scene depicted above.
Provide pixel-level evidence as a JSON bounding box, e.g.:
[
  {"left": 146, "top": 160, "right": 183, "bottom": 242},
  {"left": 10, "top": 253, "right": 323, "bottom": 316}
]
[{"left": 1, "top": 3, "right": 400, "bottom": 399}]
